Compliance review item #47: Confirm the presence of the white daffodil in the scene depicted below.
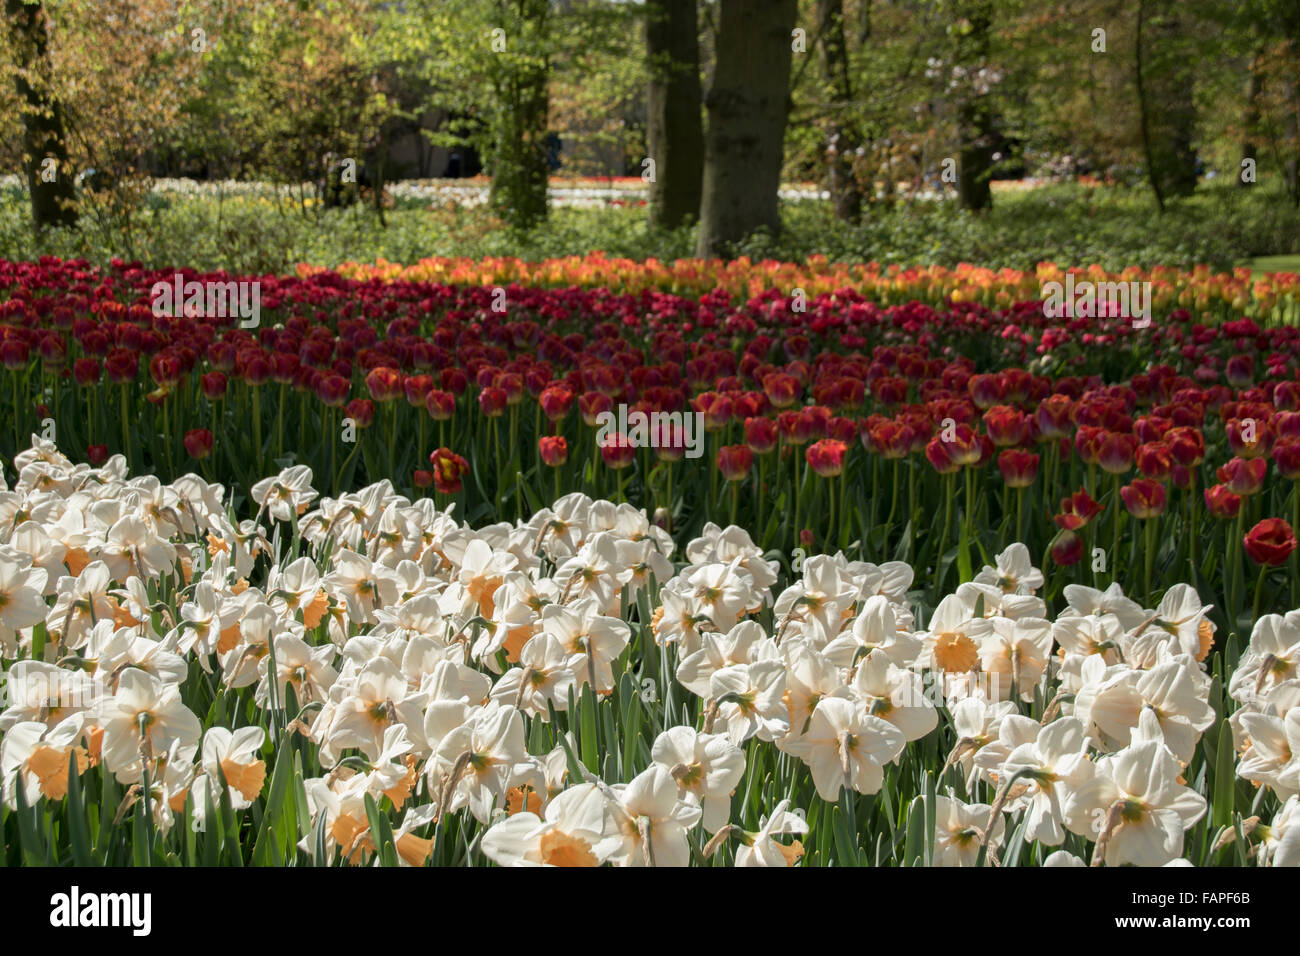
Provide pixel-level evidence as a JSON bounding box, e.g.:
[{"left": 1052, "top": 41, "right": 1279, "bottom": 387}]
[
  {"left": 201, "top": 725, "right": 267, "bottom": 809},
  {"left": 250, "top": 465, "right": 317, "bottom": 523},
  {"left": 973, "top": 542, "right": 1044, "bottom": 595},
  {"left": 92, "top": 667, "right": 202, "bottom": 778},
  {"left": 931, "top": 792, "right": 1004, "bottom": 866},
  {"left": 651, "top": 726, "right": 745, "bottom": 833},
  {"left": 1064, "top": 738, "right": 1207, "bottom": 866},
  {"left": 777, "top": 696, "right": 905, "bottom": 800},
  {"left": 480, "top": 782, "right": 620, "bottom": 866},
  {"left": 606, "top": 764, "right": 703, "bottom": 867},
  {"left": 735, "top": 798, "right": 808, "bottom": 867}
]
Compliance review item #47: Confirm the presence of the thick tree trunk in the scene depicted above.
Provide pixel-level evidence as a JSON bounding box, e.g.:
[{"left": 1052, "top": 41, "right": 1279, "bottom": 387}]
[
  {"left": 1136, "top": 0, "right": 1197, "bottom": 206},
  {"left": 695, "top": 0, "right": 798, "bottom": 258},
  {"left": 645, "top": 0, "right": 703, "bottom": 230},
  {"left": 5, "top": 0, "right": 78, "bottom": 229},
  {"left": 817, "top": 0, "right": 861, "bottom": 223},
  {"left": 955, "top": 1, "right": 994, "bottom": 211},
  {"left": 488, "top": 0, "right": 551, "bottom": 230},
  {"left": 1240, "top": 46, "right": 1262, "bottom": 189}
]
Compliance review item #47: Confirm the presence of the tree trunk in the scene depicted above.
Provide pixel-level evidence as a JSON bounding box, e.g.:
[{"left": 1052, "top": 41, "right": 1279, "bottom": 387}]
[
  {"left": 956, "top": 1, "right": 995, "bottom": 211},
  {"left": 645, "top": 0, "right": 703, "bottom": 230},
  {"left": 1134, "top": 0, "right": 1164, "bottom": 211},
  {"left": 488, "top": 0, "right": 551, "bottom": 230},
  {"left": 5, "top": 0, "right": 78, "bottom": 229},
  {"left": 695, "top": 0, "right": 798, "bottom": 258},
  {"left": 1136, "top": 0, "right": 1197, "bottom": 205},
  {"left": 1240, "top": 45, "right": 1262, "bottom": 189},
  {"left": 817, "top": 0, "right": 861, "bottom": 223}
]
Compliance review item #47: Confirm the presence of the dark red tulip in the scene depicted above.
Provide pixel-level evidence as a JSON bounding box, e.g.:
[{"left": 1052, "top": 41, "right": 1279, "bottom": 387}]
[
  {"left": 717, "top": 444, "right": 754, "bottom": 481},
  {"left": 1217, "top": 456, "right": 1267, "bottom": 495},
  {"left": 345, "top": 398, "right": 375, "bottom": 428},
  {"left": 183, "top": 428, "right": 214, "bottom": 459},
  {"left": 1244, "top": 518, "right": 1296, "bottom": 565},
  {"left": 1203, "top": 484, "right": 1242, "bottom": 519},
  {"left": 1120, "top": 478, "right": 1166, "bottom": 518},
  {"left": 997, "top": 449, "right": 1039, "bottom": 487}
]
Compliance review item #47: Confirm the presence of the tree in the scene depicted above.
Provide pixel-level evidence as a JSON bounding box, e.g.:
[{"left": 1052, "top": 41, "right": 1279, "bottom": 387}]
[
  {"left": 1135, "top": 0, "right": 1197, "bottom": 209},
  {"left": 645, "top": 0, "right": 703, "bottom": 230},
  {"left": 486, "top": 0, "right": 552, "bottom": 230},
  {"left": 696, "top": 0, "right": 798, "bottom": 257},
  {"left": 817, "top": 0, "right": 862, "bottom": 222},
  {"left": 4, "top": 0, "right": 77, "bottom": 229},
  {"left": 953, "top": 0, "right": 996, "bottom": 211}
]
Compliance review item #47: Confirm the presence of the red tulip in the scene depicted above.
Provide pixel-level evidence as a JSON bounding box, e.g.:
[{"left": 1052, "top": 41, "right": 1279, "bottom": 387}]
[
  {"left": 413, "top": 469, "right": 433, "bottom": 489},
  {"left": 345, "top": 398, "right": 375, "bottom": 428},
  {"left": 1243, "top": 518, "right": 1296, "bottom": 565},
  {"left": 925, "top": 435, "right": 960, "bottom": 474},
  {"left": 745, "top": 417, "right": 778, "bottom": 455},
  {"left": 539, "top": 384, "right": 575, "bottom": 422},
  {"left": 599, "top": 432, "right": 636, "bottom": 470},
  {"left": 73, "top": 358, "right": 100, "bottom": 386},
  {"left": 539, "top": 435, "right": 568, "bottom": 467},
  {"left": 404, "top": 374, "right": 435, "bottom": 408},
  {"left": 365, "top": 367, "right": 403, "bottom": 402},
  {"left": 967, "top": 373, "right": 1003, "bottom": 410},
  {"left": 1165, "top": 426, "right": 1205, "bottom": 466},
  {"left": 1226, "top": 417, "right": 1270, "bottom": 459},
  {"left": 1272, "top": 438, "right": 1300, "bottom": 480},
  {"left": 86, "top": 444, "right": 109, "bottom": 466},
  {"left": 425, "top": 389, "right": 455, "bottom": 420},
  {"left": 183, "top": 428, "right": 214, "bottom": 459},
  {"left": 1035, "top": 395, "right": 1074, "bottom": 440},
  {"left": 441, "top": 368, "right": 468, "bottom": 395},
  {"left": 1097, "top": 431, "right": 1138, "bottom": 474},
  {"left": 983, "top": 405, "right": 1028, "bottom": 447},
  {"left": 1225, "top": 354, "right": 1254, "bottom": 388},
  {"left": 0, "top": 339, "right": 29, "bottom": 371},
  {"left": 717, "top": 444, "right": 754, "bottom": 481},
  {"left": 478, "top": 386, "right": 508, "bottom": 418},
  {"left": 997, "top": 449, "right": 1039, "bottom": 487},
  {"left": 762, "top": 373, "right": 800, "bottom": 409},
  {"left": 200, "top": 372, "right": 227, "bottom": 401},
  {"left": 806, "top": 439, "right": 847, "bottom": 478},
  {"left": 316, "top": 374, "right": 351, "bottom": 408},
  {"left": 1134, "top": 441, "right": 1172, "bottom": 480},
  {"left": 1203, "top": 484, "right": 1242, "bottom": 519},
  {"left": 1049, "top": 529, "right": 1083, "bottom": 565},
  {"left": 1074, "top": 425, "right": 1106, "bottom": 465},
  {"left": 429, "top": 447, "right": 470, "bottom": 494},
  {"left": 1217, "top": 456, "right": 1267, "bottom": 495},
  {"left": 1054, "top": 488, "right": 1103, "bottom": 530},
  {"left": 578, "top": 391, "right": 612, "bottom": 426},
  {"left": 1120, "top": 478, "right": 1166, "bottom": 518}
]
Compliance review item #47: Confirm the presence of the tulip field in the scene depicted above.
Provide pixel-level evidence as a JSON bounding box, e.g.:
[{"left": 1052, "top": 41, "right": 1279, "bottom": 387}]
[{"left": 2, "top": 253, "right": 1300, "bottom": 868}]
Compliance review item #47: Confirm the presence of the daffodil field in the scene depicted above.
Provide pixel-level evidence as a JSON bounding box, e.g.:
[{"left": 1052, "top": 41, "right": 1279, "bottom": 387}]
[{"left": 1, "top": 254, "right": 1299, "bottom": 869}]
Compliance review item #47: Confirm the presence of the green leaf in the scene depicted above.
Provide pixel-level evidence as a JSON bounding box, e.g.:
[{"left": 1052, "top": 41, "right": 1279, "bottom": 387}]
[
  {"left": 1211, "top": 717, "right": 1235, "bottom": 832},
  {"left": 65, "top": 757, "right": 94, "bottom": 867}
]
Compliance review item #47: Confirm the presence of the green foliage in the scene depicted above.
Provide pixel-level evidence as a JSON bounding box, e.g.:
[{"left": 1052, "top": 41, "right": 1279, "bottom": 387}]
[{"left": 3, "top": 179, "right": 1295, "bottom": 273}]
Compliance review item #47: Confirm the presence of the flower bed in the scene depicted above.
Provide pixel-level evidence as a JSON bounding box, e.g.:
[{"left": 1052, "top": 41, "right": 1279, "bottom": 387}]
[{"left": 0, "top": 440, "right": 1294, "bottom": 866}]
